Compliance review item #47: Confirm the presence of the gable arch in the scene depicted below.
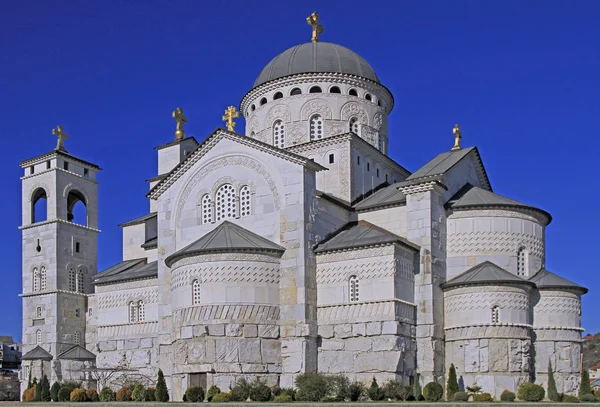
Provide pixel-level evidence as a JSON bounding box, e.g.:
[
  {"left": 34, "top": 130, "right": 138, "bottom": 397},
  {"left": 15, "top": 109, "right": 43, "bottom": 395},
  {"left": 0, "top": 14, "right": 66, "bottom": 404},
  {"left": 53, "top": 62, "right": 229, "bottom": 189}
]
[{"left": 266, "top": 104, "right": 292, "bottom": 127}]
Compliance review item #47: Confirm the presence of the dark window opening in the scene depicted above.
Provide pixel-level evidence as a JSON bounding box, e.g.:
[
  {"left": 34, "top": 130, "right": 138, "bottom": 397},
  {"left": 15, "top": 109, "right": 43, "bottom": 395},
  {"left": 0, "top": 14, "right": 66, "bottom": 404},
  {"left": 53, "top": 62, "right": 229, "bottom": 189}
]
[
  {"left": 67, "top": 190, "right": 87, "bottom": 225},
  {"left": 290, "top": 88, "right": 302, "bottom": 96},
  {"left": 330, "top": 86, "right": 341, "bottom": 94},
  {"left": 357, "top": 156, "right": 360, "bottom": 165},
  {"left": 83, "top": 168, "right": 89, "bottom": 178},
  {"left": 365, "top": 93, "right": 372, "bottom": 101},
  {"left": 273, "top": 92, "right": 283, "bottom": 100},
  {"left": 250, "top": 104, "right": 255, "bottom": 111},
  {"left": 31, "top": 188, "right": 48, "bottom": 223},
  {"left": 35, "top": 239, "right": 42, "bottom": 253},
  {"left": 349, "top": 89, "right": 358, "bottom": 96},
  {"left": 329, "top": 154, "right": 334, "bottom": 164},
  {"left": 46, "top": 161, "right": 51, "bottom": 169},
  {"left": 386, "top": 174, "right": 389, "bottom": 182},
  {"left": 75, "top": 242, "right": 80, "bottom": 253},
  {"left": 376, "top": 168, "right": 380, "bottom": 177},
  {"left": 29, "top": 166, "right": 34, "bottom": 175},
  {"left": 63, "top": 161, "right": 69, "bottom": 171},
  {"left": 260, "top": 97, "right": 267, "bottom": 106},
  {"left": 367, "top": 163, "right": 370, "bottom": 171},
  {"left": 309, "top": 86, "right": 322, "bottom": 93},
  {"left": 75, "top": 309, "right": 80, "bottom": 318},
  {"left": 378, "top": 100, "right": 382, "bottom": 107}
]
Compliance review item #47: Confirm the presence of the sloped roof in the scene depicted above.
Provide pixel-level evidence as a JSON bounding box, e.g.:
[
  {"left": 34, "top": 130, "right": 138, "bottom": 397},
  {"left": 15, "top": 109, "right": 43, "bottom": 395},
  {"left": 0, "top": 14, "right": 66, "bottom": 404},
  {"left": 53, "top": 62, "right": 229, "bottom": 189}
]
[
  {"left": 93, "top": 258, "right": 158, "bottom": 285},
  {"left": 20, "top": 149, "right": 101, "bottom": 170},
  {"left": 0, "top": 336, "right": 14, "bottom": 344},
  {"left": 314, "top": 221, "right": 419, "bottom": 253},
  {"left": 141, "top": 236, "right": 157, "bottom": 249},
  {"left": 529, "top": 269, "right": 588, "bottom": 293},
  {"left": 354, "top": 182, "right": 407, "bottom": 211},
  {"left": 22, "top": 346, "right": 53, "bottom": 361},
  {"left": 165, "top": 221, "right": 285, "bottom": 267},
  {"left": 118, "top": 212, "right": 157, "bottom": 227},
  {"left": 57, "top": 345, "right": 96, "bottom": 361},
  {"left": 443, "top": 261, "right": 535, "bottom": 289}
]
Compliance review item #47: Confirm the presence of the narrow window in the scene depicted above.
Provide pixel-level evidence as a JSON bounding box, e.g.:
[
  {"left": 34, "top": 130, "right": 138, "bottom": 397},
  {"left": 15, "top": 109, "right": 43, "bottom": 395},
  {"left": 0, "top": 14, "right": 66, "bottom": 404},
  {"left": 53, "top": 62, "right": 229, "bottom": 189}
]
[
  {"left": 330, "top": 86, "right": 341, "bottom": 94},
  {"left": 33, "top": 268, "right": 39, "bottom": 292},
  {"left": 83, "top": 168, "right": 89, "bottom": 178},
  {"left": 250, "top": 131, "right": 255, "bottom": 137},
  {"left": 240, "top": 186, "right": 251, "bottom": 217},
  {"left": 309, "top": 86, "right": 322, "bottom": 93},
  {"left": 138, "top": 301, "right": 145, "bottom": 322},
  {"left": 349, "top": 276, "right": 360, "bottom": 302},
  {"left": 46, "top": 161, "right": 51, "bottom": 169},
  {"left": 517, "top": 247, "right": 527, "bottom": 276},
  {"left": 273, "top": 120, "right": 285, "bottom": 148},
  {"left": 74, "top": 331, "right": 80, "bottom": 345},
  {"left": 349, "top": 117, "right": 360, "bottom": 134},
  {"left": 36, "top": 307, "right": 42, "bottom": 318},
  {"left": 273, "top": 92, "right": 283, "bottom": 100},
  {"left": 88, "top": 308, "right": 93, "bottom": 316},
  {"left": 290, "top": 88, "right": 302, "bottom": 96},
  {"left": 329, "top": 154, "right": 334, "bottom": 164},
  {"left": 68, "top": 267, "right": 76, "bottom": 292},
  {"left": 75, "top": 242, "right": 80, "bottom": 253},
  {"left": 129, "top": 302, "right": 138, "bottom": 323},
  {"left": 63, "top": 161, "right": 69, "bottom": 171},
  {"left": 215, "top": 184, "right": 237, "bottom": 221},
  {"left": 35, "top": 239, "right": 41, "bottom": 253},
  {"left": 376, "top": 168, "right": 380, "bottom": 177},
  {"left": 36, "top": 330, "right": 42, "bottom": 344},
  {"left": 201, "top": 194, "right": 212, "bottom": 224},
  {"left": 75, "top": 308, "right": 80, "bottom": 318},
  {"left": 192, "top": 280, "right": 201, "bottom": 305},
  {"left": 40, "top": 267, "right": 46, "bottom": 291},
  {"left": 365, "top": 93, "right": 372, "bottom": 101},
  {"left": 386, "top": 174, "right": 389, "bottom": 182},
  {"left": 357, "top": 156, "right": 360, "bottom": 165},
  {"left": 260, "top": 97, "right": 267, "bottom": 106},
  {"left": 30, "top": 166, "right": 35, "bottom": 175},
  {"left": 367, "top": 162, "right": 370, "bottom": 171},
  {"left": 492, "top": 306, "right": 499, "bottom": 323},
  {"left": 77, "top": 269, "right": 85, "bottom": 293},
  {"left": 349, "top": 88, "right": 358, "bottom": 97},
  {"left": 309, "top": 115, "right": 323, "bottom": 140},
  {"left": 250, "top": 104, "right": 256, "bottom": 111}
]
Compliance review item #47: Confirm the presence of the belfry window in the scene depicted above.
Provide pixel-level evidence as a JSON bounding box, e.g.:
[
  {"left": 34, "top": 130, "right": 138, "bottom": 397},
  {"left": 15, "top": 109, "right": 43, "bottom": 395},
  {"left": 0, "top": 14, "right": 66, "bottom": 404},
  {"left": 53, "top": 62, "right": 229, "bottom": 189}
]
[
  {"left": 36, "top": 330, "right": 42, "bottom": 344},
  {"left": 349, "top": 276, "right": 360, "bottom": 302},
  {"left": 74, "top": 331, "right": 80, "bottom": 345},
  {"left": 33, "top": 267, "right": 39, "bottom": 292},
  {"left": 36, "top": 307, "right": 42, "bottom": 318},
  {"left": 68, "top": 267, "right": 76, "bottom": 291},
  {"left": 309, "top": 115, "right": 324, "bottom": 140},
  {"left": 77, "top": 269, "right": 85, "bottom": 293},
  {"left": 240, "top": 186, "right": 251, "bottom": 217},
  {"left": 40, "top": 267, "right": 46, "bottom": 291},
  {"left": 215, "top": 184, "right": 237, "bottom": 221},
  {"left": 349, "top": 117, "right": 360, "bottom": 134},
  {"left": 201, "top": 194, "right": 212, "bottom": 224},
  {"left": 192, "top": 280, "right": 201, "bottom": 305},
  {"left": 260, "top": 97, "right": 267, "bottom": 106},
  {"left": 492, "top": 306, "right": 499, "bottom": 323},
  {"left": 273, "top": 120, "right": 285, "bottom": 148},
  {"left": 365, "top": 93, "right": 372, "bottom": 101},
  {"left": 517, "top": 247, "right": 527, "bottom": 276}
]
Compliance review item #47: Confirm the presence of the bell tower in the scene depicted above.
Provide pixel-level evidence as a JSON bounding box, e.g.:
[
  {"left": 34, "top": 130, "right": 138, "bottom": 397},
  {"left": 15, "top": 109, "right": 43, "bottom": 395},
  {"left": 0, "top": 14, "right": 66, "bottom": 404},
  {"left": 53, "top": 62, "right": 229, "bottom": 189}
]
[{"left": 19, "top": 126, "right": 100, "bottom": 383}]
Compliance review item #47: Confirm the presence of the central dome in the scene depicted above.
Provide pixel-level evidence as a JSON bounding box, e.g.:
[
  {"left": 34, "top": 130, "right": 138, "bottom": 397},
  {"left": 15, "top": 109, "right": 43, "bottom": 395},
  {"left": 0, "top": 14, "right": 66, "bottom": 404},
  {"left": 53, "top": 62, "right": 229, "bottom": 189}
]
[{"left": 253, "top": 42, "right": 380, "bottom": 87}]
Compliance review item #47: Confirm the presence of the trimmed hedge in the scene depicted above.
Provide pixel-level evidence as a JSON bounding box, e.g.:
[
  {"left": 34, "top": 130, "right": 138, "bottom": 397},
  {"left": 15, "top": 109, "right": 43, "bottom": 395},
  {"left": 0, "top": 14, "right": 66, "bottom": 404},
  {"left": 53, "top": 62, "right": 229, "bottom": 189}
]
[
  {"left": 473, "top": 392, "right": 493, "bottom": 402},
  {"left": 564, "top": 395, "right": 580, "bottom": 403},
  {"left": 273, "top": 393, "right": 293, "bottom": 403},
  {"left": 517, "top": 383, "right": 545, "bottom": 402},
  {"left": 581, "top": 393, "right": 597, "bottom": 402},
  {"left": 211, "top": 392, "right": 231, "bottom": 402},
  {"left": 249, "top": 378, "right": 272, "bottom": 402},
  {"left": 423, "top": 381, "right": 444, "bottom": 402},
  {"left": 86, "top": 388, "right": 99, "bottom": 402},
  {"left": 185, "top": 386, "right": 205, "bottom": 402},
  {"left": 57, "top": 386, "right": 71, "bottom": 402},
  {"left": 207, "top": 385, "right": 221, "bottom": 402},
  {"left": 69, "top": 388, "right": 88, "bottom": 402},
  {"left": 500, "top": 390, "right": 516, "bottom": 402},
  {"left": 295, "top": 372, "right": 331, "bottom": 402},
  {"left": 132, "top": 384, "right": 146, "bottom": 402},
  {"left": 383, "top": 380, "right": 412, "bottom": 401},
  {"left": 99, "top": 387, "right": 115, "bottom": 402},
  {"left": 145, "top": 387, "right": 156, "bottom": 402},
  {"left": 453, "top": 391, "right": 469, "bottom": 401},
  {"left": 22, "top": 385, "right": 36, "bottom": 402},
  {"left": 116, "top": 386, "right": 133, "bottom": 402}
]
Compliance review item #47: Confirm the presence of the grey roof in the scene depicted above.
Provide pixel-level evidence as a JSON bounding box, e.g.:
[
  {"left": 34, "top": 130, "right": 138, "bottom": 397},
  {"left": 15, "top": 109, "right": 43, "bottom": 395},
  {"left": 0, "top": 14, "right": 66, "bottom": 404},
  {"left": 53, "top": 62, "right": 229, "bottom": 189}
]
[
  {"left": 154, "top": 136, "right": 199, "bottom": 151},
  {"left": 314, "top": 221, "right": 419, "bottom": 254},
  {"left": 407, "top": 147, "right": 475, "bottom": 181},
  {"left": 254, "top": 42, "right": 379, "bottom": 87},
  {"left": 443, "top": 261, "right": 535, "bottom": 289},
  {"left": 447, "top": 184, "right": 552, "bottom": 225},
  {"left": 529, "top": 269, "right": 588, "bottom": 293},
  {"left": 165, "top": 221, "right": 285, "bottom": 267},
  {"left": 20, "top": 149, "right": 101, "bottom": 170},
  {"left": 0, "top": 336, "right": 14, "bottom": 344},
  {"left": 57, "top": 345, "right": 96, "bottom": 361},
  {"left": 93, "top": 259, "right": 158, "bottom": 285},
  {"left": 141, "top": 236, "right": 157, "bottom": 249},
  {"left": 354, "top": 182, "right": 407, "bottom": 211},
  {"left": 118, "top": 212, "right": 157, "bottom": 227},
  {"left": 22, "top": 346, "right": 53, "bottom": 361}
]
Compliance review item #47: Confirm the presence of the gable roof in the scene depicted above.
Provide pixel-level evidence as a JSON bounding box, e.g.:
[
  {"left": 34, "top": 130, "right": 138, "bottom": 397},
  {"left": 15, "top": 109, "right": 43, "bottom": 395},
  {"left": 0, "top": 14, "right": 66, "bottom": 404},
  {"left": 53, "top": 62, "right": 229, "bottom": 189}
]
[
  {"left": 22, "top": 345, "right": 53, "bottom": 361},
  {"left": 354, "top": 182, "right": 407, "bottom": 211},
  {"left": 314, "top": 220, "right": 419, "bottom": 254},
  {"left": 118, "top": 212, "right": 157, "bottom": 227},
  {"left": 165, "top": 221, "right": 285, "bottom": 267},
  {"left": 93, "top": 258, "right": 157, "bottom": 285},
  {"left": 20, "top": 149, "right": 101, "bottom": 170},
  {"left": 148, "top": 128, "right": 326, "bottom": 199},
  {"left": 57, "top": 344, "right": 96, "bottom": 361},
  {"left": 0, "top": 336, "right": 14, "bottom": 344},
  {"left": 443, "top": 261, "right": 535, "bottom": 289},
  {"left": 529, "top": 269, "right": 588, "bottom": 293},
  {"left": 447, "top": 184, "right": 552, "bottom": 225},
  {"left": 406, "top": 146, "right": 491, "bottom": 191}
]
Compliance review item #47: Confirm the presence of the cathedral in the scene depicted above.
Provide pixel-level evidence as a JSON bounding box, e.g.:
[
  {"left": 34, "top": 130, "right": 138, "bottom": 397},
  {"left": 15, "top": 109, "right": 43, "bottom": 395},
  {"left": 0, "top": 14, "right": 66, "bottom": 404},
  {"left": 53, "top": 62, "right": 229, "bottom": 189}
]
[{"left": 19, "top": 13, "right": 586, "bottom": 399}]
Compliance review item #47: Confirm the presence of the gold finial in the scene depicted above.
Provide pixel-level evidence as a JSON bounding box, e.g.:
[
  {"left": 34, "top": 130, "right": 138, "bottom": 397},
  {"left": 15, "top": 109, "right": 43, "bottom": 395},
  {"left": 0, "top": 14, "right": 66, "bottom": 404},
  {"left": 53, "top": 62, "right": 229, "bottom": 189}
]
[
  {"left": 172, "top": 107, "right": 187, "bottom": 140},
  {"left": 451, "top": 124, "right": 462, "bottom": 151},
  {"left": 306, "top": 12, "right": 324, "bottom": 43},
  {"left": 52, "top": 125, "right": 69, "bottom": 152},
  {"left": 222, "top": 106, "right": 239, "bottom": 132}
]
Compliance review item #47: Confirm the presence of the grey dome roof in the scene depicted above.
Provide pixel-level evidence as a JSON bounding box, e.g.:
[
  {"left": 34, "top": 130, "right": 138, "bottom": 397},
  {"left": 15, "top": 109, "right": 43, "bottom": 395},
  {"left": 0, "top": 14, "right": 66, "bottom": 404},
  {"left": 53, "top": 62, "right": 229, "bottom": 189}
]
[{"left": 254, "top": 42, "right": 380, "bottom": 87}]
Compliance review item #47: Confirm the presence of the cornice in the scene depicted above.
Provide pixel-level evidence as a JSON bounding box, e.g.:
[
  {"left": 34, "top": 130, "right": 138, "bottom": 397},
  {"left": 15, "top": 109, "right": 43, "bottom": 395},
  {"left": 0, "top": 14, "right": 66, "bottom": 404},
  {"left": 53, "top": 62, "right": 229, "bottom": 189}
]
[
  {"left": 21, "top": 167, "right": 99, "bottom": 184},
  {"left": 20, "top": 218, "right": 101, "bottom": 233}
]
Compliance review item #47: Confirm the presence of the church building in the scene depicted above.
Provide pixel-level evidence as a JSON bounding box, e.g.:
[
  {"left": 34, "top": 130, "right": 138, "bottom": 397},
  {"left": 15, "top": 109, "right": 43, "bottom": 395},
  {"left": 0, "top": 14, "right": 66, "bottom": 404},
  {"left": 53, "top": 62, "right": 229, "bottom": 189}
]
[{"left": 19, "top": 13, "right": 586, "bottom": 399}]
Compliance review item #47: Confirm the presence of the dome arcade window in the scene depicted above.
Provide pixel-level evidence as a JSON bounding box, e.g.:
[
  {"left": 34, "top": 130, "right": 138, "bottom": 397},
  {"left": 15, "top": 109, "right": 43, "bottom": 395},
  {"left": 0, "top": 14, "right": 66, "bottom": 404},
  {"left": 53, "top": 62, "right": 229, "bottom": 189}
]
[
  {"left": 349, "top": 117, "right": 360, "bottom": 134},
  {"left": 192, "top": 280, "right": 201, "bottom": 305},
  {"left": 329, "top": 86, "right": 341, "bottom": 93},
  {"left": 250, "top": 104, "right": 256, "bottom": 111},
  {"left": 273, "top": 92, "right": 283, "bottom": 100},
  {"left": 309, "top": 115, "right": 324, "bottom": 140},
  {"left": 273, "top": 120, "right": 285, "bottom": 148},
  {"left": 309, "top": 86, "right": 322, "bottom": 93},
  {"left": 201, "top": 194, "right": 213, "bottom": 224},
  {"left": 290, "top": 88, "right": 302, "bottom": 96},
  {"left": 491, "top": 306, "right": 500, "bottom": 323},
  {"left": 517, "top": 247, "right": 528, "bottom": 276},
  {"left": 365, "top": 93, "right": 372, "bottom": 101},
  {"left": 349, "top": 88, "right": 358, "bottom": 97},
  {"left": 260, "top": 97, "right": 267, "bottom": 106},
  {"left": 215, "top": 184, "right": 237, "bottom": 221},
  {"left": 349, "top": 275, "right": 359, "bottom": 302},
  {"left": 240, "top": 186, "right": 251, "bottom": 217}
]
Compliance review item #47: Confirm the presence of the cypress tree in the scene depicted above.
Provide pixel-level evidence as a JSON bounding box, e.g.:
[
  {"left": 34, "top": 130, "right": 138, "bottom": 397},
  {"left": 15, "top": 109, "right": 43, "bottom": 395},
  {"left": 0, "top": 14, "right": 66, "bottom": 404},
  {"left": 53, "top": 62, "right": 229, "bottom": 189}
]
[
  {"left": 40, "top": 374, "right": 51, "bottom": 402},
  {"left": 27, "top": 370, "right": 32, "bottom": 389},
  {"left": 155, "top": 368, "right": 169, "bottom": 402},
  {"left": 447, "top": 363, "right": 459, "bottom": 400},
  {"left": 413, "top": 374, "right": 423, "bottom": 401},
  {"left": 580, "top": 368, "right": 592, "bottom": 397},
  {"left": 35, "top": 377, "right": 42, "bottom": 401},
  {"left": 547, "top": 361, "right": 559, "bottom": 401}
]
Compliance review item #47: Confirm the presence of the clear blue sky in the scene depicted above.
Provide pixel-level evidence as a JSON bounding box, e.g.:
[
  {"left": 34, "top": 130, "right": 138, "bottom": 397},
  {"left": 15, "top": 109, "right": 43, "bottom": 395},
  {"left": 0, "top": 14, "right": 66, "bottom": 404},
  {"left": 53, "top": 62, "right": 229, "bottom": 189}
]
[{"left": 1, "top": 1, "right": 598, "bottom": 342}]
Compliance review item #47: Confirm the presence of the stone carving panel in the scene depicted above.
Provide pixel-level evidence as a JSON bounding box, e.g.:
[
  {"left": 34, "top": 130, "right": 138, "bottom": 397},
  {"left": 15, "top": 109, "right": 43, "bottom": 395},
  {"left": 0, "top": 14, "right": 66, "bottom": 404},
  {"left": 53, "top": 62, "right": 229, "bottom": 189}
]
[
  {"left": 300, "top": 99, "right": 333, "bottom": 120},
  {"left": 172, "top": 304, "right": 280, "bottom": 325},
  {"left": 97, "top": 287, "right": 159, "bottom": 309},
  {"left": 362, "top": 126, "right": 379, "bottom": 148},
  {"left": 373, "top": 112, "right": 384, "bottom": 130},
  {"left": 317, "top": 258, "right": 396, "bottom": 284},
  {"left": 266, "top": 104, "right": 292, "bottom": 126},
  {"left": 325, "top": 120, "right": 348, "bottom": 137},
  {"left": 171, "top": 263, "right": 280, "bottom": 290},
  {"left": 340, "top": 102, "right": 368, "bottom": 124},
  {"left": 448, "top": 231, "right": 544, "bottom": 258},
  {"left": 445, "top": 291, "right": 529, "bottom": 314},
  {"left": 285, "top": 122, "right": 307, "bottom": 146}
]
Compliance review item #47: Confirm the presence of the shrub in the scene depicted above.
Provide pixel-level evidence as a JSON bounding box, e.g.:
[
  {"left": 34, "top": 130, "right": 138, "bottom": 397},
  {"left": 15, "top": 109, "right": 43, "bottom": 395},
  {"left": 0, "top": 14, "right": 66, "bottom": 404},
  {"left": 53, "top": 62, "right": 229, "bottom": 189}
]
[
  {"left": 349, "top": 381, "right": 365, "bottom": 402},
  {"left": 156, "top": 368, "right": 170, "bottom": 402},
  {"left": 39, "top": 374, "right": 51, "bottom": 402},
  {"left": 86, "top": 388, "right": 99, "bottom": 402},
  {"left": 331, "top": 375, "right": 351, "bottom": 401},
  {"left": 368, "top": 377, "right": 384, "bottom": 401},
  {"left": 50, "top": 382, "right": 61, "bottom": 402},
  {"left": 500, "top": 390, "right": 516, "bottom": 402},
  {"left": 548, "top": 361, "right": 559, "bottom": 402},
  {"left": 413, "top": 374, "right": 423, "bottom": 401},
  {"left": 447, "top": 363, "right": 459, "bottom": 401},
  {"left": 99, "top": 387, "right": 115, "bottom": 402},
  {"left": 273, "top": 393, "right": 293, "bottom": 403},
  {"left": 453, "top": 391, "right": 469, "bottom": 401},
  {"left": 473, "top": 392, "right": 493, "bottom": 402},
  {"left": 518, "top": 382, "right": 545, "bottom": 402},
  {"left": 272, "top": 385, "right": 295, "bottom": 399},
  {"left": 70, "top": 388, "right": 88, "bottom": 402},
  {"left": 564, "top": 395, "right": 580, "bottom": 403},
  {"left": 249, "top": 378, "right": 272, "bottom": 402},
  {"left": 61, "top": 380, "right": 82, "bottom": 392},
  {"left": 580, "top": 393, "right": 596, "bottom": 402},
  {"left": 185, "top": 386, "right": 205, "bottom": 402},
  {"left": 207, "top": 385, "right": 221, "bottom": 402},
  {"left": 211, "top": 392, "right": 231, "bottom": 402},
  {"left": 145, "top": 387, "right": 156, "bottom": 402},
  {"left": 581, "top": 369, "right": 592, "bottom": 398},
  {"left": 230, "top": 378, "right": 250, "bottom": 401},
  {"left": 295, "top": 372, "right": 331, "bottom": 402},
  {"left": 116, "top": 386, "right": 133, "bottom": 402},
  {"left": 132, "top": 383, "right": 146, "bottom": 402},
  {"left": 22, "top": 385, "right": 36, "bottom": 402},
  {"left": 423, "top": 381, "right": 444, "bottom": 402},
  {"left": 383, "top": 380, "right": 412, "bottom": 401},
  {"left": 58, "top": 386, "right": 72, "bottom": 402}
]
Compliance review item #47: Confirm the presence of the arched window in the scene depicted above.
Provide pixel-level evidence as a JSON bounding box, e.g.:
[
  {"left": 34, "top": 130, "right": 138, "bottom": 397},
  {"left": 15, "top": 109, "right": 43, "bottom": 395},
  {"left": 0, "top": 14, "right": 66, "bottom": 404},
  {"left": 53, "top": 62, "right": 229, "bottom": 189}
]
[
  {"left": 68, "top": 267, "right": 76, "bottom": 291},
  {"left": 273, "top": 92, "right": 283, "bottom": 100},
  {"left": 36, "top": 307, "right": 42, "bottom": 318},
  {"left": 215, "top": 184, "right": 237, "bottom": 221},
  {"left": 309, "top": 86, "right": 322, "bottom": 93},
  {"left": 129, "top": 302, "right": 138, "bottom": 323},
  {"left": 492, "top": 306, "right": 499, "bottom": 323},
  {"left": 349, "top": 117, "right": 360, "bottom": 134},
  {"left": 40, "top": 267, "right": 46, "bottom": 291},
  {"left": 260, "top": 97, "right": 267, "bottom": 106},
  {"left": 517, "top": 247, "right": 527, "bottom": 276},
  {"left": 250, "top": 131, "right": 255, "bottom": 137},
  {"left": 240, "top": 186, "right": 251, "bottom": 217},
  {"left": 67, "top": 190, "right": 87, "bottom": 225},
  {"left": 330, "top": 86, "right": 341, "bottom": 94},
  {"left": 349, "top": 276, "right": 359, "bottom": 302},
  {"left": 250, "top": 104, "right": 256, "bottom": 111},
  {"left": 309, "top": 115, "right": 324, "bottom": 140},
  {"left": 273, "top": 120, "right": 285, "bottom": 148},
  {"left": 74, "top": 331, "right": 80, "bottom": 345},
  {"left": 365, "top": 93, "right": 372, "bottom": 101},
  {"left": 138, "top": 301, "right": 145, "bottom": 322},
  {"left": 192, "top": 280, "right": 201, "bottom": 305},
  {"left": 31, "top": 188, "right": 48, "bottom": 223},
  {"left": 290, "top": 88, "right": 302, "bottom": 96},
  {"left": 377, "top": 100, "right": 382, "bottom": 107},
  {"left": 33, "top": 267, "right": 39, "bottom": 292},
  {"left": 77, "top": 269, "right": 85, "bottom": 293},
  {"left": 201, "top": 194, "right": 212, "bottom": 225},
  {"left": 36, "top": 330, "right": 42, "bottom": 344},
  {"left": 349, "top": 88, "right": 358, "bottom": 97}
]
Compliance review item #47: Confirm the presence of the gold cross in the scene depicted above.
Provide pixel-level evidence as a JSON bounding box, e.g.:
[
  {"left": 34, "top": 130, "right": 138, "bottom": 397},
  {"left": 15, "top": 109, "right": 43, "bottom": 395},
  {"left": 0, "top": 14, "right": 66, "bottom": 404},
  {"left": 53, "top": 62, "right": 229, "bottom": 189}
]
[
  {"left": 306, "top": 12, "right": 324, "bottom": 43},
  {"left": 172, "top": 107, "right": 187, "bottom": 140},
  {"left": 222, "top": 106, "right": 239, "bottom": 132},
  {"left": 52, "top": 125, "right": 68, "bottom": 151},
  {"left": 451, "top": 124, "right": 462, "bottom": 151}
]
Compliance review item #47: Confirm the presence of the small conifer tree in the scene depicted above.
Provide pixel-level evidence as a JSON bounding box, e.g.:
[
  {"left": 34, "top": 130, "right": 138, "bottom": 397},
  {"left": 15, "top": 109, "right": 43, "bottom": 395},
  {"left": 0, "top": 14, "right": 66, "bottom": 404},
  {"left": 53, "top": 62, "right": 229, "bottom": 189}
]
[
  {"left": 27, "top": 370, "right": 32, "bottom": 389},
  {"left": 547, "top": 360, "right": 559, "bottom": 401},
  {"left": 447, "top": 363, "right": 459, "bottom": 400},
  {"left": 40, "top": 374, "right": 51, "bottom": 402},
  {"left": 580, "top": 368, "right": 592, "bottom": 397},
  {"left": 413, "top": 374, "right": 423, "bottom": 401},
  {"left": 368, "top": 377, "right": 384, "bottom": 400},
  {"left": 155, "top": 368, "right": 170, "bottom": 402}
]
